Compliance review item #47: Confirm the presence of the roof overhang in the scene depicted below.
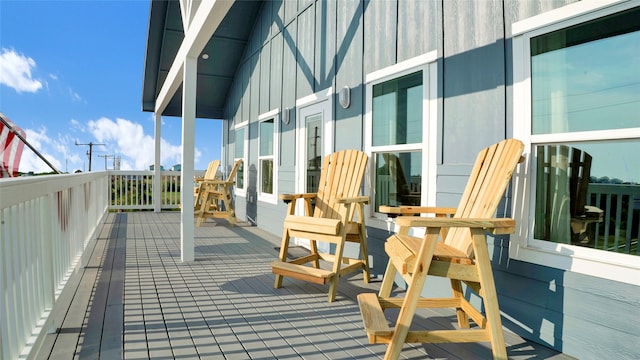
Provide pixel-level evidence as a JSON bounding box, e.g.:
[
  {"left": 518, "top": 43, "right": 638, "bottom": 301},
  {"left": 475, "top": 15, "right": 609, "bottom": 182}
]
[{"left": 142, "top": 0, "right": 262, "bottom": 119}]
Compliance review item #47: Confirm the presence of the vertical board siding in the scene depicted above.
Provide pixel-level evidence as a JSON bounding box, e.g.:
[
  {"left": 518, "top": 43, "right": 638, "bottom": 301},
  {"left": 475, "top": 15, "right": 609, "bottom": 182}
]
[
  {"left": 397, "top": 0, "right": 438, "bottom": 62},
  {"left": 241, "top": 61, "right": 251, "bottom": 122},
  {"left": 260, "top": 0, "right": 272, "bottom": 46},
  {"left": 334, "top": 0, "right": 364, "bottom": 151},
  {"left": 280, "top": 19, "right": 297, "bottom": 168},
  {"left": 271, "top": 0, "right": 284, "bottom": 37},
  {"left": 363, "top": 0, "right": 397, "bottom": 74},
  {"left": 442, "top": 0, "right": 507, "bottom": 161},
  {"left": 270, "top": 33, "right": 284, "bottom": 111},
  {"left": 296, "top": 4, "right": 315, "bottom": 98},
  {"left": 219, "top": 2, "right": 640, "bottom": 359},
  {"left": 315, "top": 0, "right": 336, "bottom": 91},
  {"left": 259, "top": 42, "right": 271, "bottom": 115},
  {"left": 249, "top": 53, "right": 260, "bottom": 121}
]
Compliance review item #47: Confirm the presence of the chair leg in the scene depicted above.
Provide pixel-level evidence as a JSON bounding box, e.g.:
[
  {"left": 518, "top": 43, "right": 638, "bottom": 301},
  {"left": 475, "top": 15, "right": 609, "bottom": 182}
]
[
  {"left": 328, "top": 237, "right": 347, "bottom": 302},
  {"left": 359, "top": 225, "right": 370, "bottom": 284},
  {"left": 196, "top": 192, "right": 209, "bottom": 227},
  {"left": 309, "top": 240, "right": 320, "bottom": 268},
  {"left": 472, "top": 230, "right": 507, "bottom": 359},
  {"left": 384, "top": 227, "right": 439, "bottom": 360},
  {"left": 379, "top": 260, "right": 397, "bottom": 298},
  {"left": 450, "top": 279, "right": 470, "bottom": 328},
  {"left": 221, "top": 187, "right": 236, "bottom": 226},
  {"left": 274, "top": 230, "right": 291, "bottom": 289}
]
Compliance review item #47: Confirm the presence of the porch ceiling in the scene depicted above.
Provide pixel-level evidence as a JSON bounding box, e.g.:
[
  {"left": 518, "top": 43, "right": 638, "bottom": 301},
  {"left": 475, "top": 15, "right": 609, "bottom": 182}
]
[{"left": 142, "top": 0, "right": 262, "bottom": 119}]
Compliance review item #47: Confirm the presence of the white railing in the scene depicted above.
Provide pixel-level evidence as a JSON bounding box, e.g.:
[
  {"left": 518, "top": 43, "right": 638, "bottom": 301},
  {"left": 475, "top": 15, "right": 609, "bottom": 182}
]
[
  {"left": 0, "top": 172, "right": 109, "bottom": 360},
  {"left": 589, "top": 183, "right": 640, "bottom": 254},
  {"left": 0, "top": 169, "right": 200, "bottom": 359},
  {"left": 108, "top": 170, "right": 195, "bottom": 210},
  {"left": 109, "top": 171, "right": 185, "bottom": 210}
]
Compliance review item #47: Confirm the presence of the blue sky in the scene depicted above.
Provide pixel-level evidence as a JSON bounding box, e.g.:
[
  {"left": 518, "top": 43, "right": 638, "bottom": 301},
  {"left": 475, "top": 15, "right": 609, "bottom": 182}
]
[{"left": 0, "top": 0, "right": 221, "bottom": 173}]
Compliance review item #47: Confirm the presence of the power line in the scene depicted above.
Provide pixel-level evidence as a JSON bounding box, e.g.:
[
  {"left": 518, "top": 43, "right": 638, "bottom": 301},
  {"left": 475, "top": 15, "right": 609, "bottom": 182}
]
[
  {"left": 98, "top": 154, "right": 115, "bottom": 170},
  {"left": 75, "top": 141, "right": 105, "bottom": 172}
]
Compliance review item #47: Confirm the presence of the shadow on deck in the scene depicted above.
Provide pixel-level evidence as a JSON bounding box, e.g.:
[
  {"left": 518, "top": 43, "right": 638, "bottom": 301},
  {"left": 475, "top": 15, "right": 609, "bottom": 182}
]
[{"left": 35, "top": 212, "right": 575, "bottom": 360}]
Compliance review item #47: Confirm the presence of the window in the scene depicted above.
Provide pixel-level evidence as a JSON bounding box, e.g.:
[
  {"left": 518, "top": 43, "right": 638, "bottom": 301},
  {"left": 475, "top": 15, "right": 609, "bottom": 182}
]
[
  {"left": 258, "top": 110, "right": 279, "bottom": 203},
  {"left": 511, "top": 1, "right": 640, "bottom": 285},
  {"left": 233, "top": 124, "right": 247, "bottom": 196},
  {"left": 365, "top": 52, "right": 438, "bottom": 226}
]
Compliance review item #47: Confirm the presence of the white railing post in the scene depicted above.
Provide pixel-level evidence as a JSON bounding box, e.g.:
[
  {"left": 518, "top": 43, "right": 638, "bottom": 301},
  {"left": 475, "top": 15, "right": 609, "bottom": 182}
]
[
  {"left": 41, "top": 193, "right": 57, "bottom": 333},
  {"left": 154, "top": 113, "right": 162, "bottom": 212}
]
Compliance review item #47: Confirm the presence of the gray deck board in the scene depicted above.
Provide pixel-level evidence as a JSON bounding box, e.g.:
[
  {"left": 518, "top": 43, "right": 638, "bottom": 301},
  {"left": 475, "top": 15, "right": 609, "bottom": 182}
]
[{"left": 37, "top": 212, "right": 576, "bottom": 360}]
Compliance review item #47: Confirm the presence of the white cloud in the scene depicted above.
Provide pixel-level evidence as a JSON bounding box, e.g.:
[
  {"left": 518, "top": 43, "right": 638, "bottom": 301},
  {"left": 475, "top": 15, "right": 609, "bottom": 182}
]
[
  {"left": 0, "top": 48, "right": 43, "bottom": 93},
  {"left": 18, "top": 127, "right": 65, "bottom": 173},
  {"left": 87, "top": 117, "right": 192, "bottom": 170},
  {"left": 15, "top": 117, "right": 193, "bottom": 173}
]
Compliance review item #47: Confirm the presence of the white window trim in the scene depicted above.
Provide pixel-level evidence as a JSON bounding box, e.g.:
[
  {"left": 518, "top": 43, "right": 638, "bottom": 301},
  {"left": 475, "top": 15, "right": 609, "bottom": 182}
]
[
  {"left": 364, "top": 51, "right": 438, "bottom": 230},
  {"left": 257, "top": 109, "right": 279, "bottom": 204},
  {"left": 233, "top": 122, "right": 248, "bottom": 197},
  {"left": 510, "top": 0, "right": 640, "bottom": 286}
]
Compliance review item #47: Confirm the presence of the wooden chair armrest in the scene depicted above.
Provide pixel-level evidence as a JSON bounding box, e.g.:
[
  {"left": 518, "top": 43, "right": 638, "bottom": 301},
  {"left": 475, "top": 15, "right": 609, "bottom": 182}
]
[
  {"left": 200, "top": 179, "right": 234, "bottom": 186},
  {"left": 379, "top": 206, "right": 457, "bottom": 218},
  {"left": 279, "top": 193, "right": 317, "bottom": 204},
  {"left": 395, "top": 216, "right": 516, "bottom": 234},
  {"left": 336, "top": 196, "right": 370, "bottom": 204}
]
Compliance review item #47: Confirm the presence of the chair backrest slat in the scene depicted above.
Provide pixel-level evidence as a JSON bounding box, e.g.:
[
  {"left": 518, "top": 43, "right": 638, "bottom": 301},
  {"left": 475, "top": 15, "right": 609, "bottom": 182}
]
[
  {"left": 445, "top": 139, "right": 524, "bottom": 256},
  {"left": 314, "top": 150, "right": 368, "bottom": 220},
  {"left": 203, "top": 160, "right": 220, "bottom": 180},
  {"left": 227, "top": 159, "right": 242, "bottom": 181}
]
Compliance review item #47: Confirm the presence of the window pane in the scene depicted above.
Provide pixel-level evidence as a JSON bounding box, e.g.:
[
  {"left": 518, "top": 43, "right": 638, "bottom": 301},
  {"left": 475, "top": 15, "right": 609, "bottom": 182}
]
[
  {"left": 305, "top": 113, "right": 322, "bottom": 193},
  {"left": 375, "top": 152, "right": 422, "bottom": 211},
  {"left": 372, "top": 71, "right": 423, "bottom": 146},
  {"left": 531, "top": 8, "right": 640, "bottom": 134},
  {"left": 234, "top": 128, "right": 245, "bottom": 158},
  {"left": 260, "top": 119, "right": 274, "bottom": 156},
  {"left": 236, "top": 162, "right": 244, "bottom": 190},
  {"left": 261, "top": 159, "right": 273, "bottom": 194},
  {"left": 534, "top": 141, "right": 640, "bottom": 255}
]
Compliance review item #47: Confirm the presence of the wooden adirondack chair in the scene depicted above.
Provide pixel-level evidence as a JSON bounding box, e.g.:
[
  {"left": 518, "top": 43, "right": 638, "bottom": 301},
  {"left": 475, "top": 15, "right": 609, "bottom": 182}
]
[
  {"left": 195, "top": 159, "right": 242, "bottom": 227},
  {"left": 357, "top": 139, "right": 524, "bottom": 360},
  {"left": 194, "top": 160, "right": 220, "bottom": 205},
  {"left": 271, "top": 149, "right": 370, "bottom": 302}
]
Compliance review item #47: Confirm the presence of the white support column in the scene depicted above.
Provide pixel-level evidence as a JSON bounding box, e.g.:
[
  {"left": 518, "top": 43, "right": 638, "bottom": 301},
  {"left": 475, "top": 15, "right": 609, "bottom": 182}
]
[
  {"left": 180, "top": 55, "right": 197, "bottom": 262},
  {"left": 153, "top": 113, "right": 162, "bottom": 212}
]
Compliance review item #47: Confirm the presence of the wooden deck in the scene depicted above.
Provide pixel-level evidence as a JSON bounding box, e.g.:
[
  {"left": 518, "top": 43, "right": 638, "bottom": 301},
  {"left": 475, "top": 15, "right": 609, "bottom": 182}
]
[{"left": 34, "top": 212, "right": 575, "bottom": 359}]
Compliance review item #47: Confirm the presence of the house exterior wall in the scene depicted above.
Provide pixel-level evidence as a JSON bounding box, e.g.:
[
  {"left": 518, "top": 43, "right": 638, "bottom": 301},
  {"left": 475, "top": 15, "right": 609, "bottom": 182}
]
[{"left": 220, "top": 1, "right": 639, "bottom": 359}]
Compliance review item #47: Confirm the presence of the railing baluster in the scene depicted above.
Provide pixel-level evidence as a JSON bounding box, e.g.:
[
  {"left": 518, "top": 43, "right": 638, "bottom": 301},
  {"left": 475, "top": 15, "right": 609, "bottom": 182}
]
[{"left": 625, "top": 195, "right": 633, "bottom": 254}]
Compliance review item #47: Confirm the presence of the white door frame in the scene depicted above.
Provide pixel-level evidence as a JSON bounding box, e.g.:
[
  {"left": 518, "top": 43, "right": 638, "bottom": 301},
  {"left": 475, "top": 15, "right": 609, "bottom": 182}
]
[
  {"left": 294, "top": 88, "right": 334, "bottom": 250},
  {"left": 295, "top": 88, "right": 334, "bottom": 194}
]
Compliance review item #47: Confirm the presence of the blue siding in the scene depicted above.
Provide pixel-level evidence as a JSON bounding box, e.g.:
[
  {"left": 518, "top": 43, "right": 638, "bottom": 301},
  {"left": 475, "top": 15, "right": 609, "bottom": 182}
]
[{"left": 220, "top": 1, "right": 640, "bottom": 359}]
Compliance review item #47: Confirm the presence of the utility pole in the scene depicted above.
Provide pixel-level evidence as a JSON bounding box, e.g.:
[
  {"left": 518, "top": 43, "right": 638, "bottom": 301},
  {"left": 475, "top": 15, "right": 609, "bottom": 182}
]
[
  {"left": 75, "top": 141, "right": 105, "bottom": 171},
  {"left": 98, "top": 154, "right": 115, "bottom": 170}
]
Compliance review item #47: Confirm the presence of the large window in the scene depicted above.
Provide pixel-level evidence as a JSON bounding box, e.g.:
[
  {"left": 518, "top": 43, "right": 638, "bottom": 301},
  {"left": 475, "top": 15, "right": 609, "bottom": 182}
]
[
  {"left": 233, "top": 124, "right": 247, "bottom": 196},
  {"left": 512, "top": 1, "right": 640, "bottom": 285},
  {"left": 365, "top": 52, "right": 438, "bottom": 224},
  {"left": 372, "top": 73, "right": 423, "bottom": 211},
  {"left": 258, "top": 110, "right": 279, "bottom": 203}
]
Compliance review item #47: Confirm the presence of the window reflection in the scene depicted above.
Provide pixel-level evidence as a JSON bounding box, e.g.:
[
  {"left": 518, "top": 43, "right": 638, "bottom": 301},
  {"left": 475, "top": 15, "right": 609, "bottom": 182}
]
[
  {"left": 375, "top": 152, "right": 422, "bottom": 211},
  {"left": 535, "top": 142, "right": 640, "bottom": 255},
  {"left": 531, "top": 7, "right": 640, "bottom": 134}
]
